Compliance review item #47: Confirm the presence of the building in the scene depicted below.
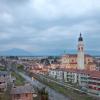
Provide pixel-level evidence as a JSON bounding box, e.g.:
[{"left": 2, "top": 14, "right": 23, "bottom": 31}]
[
  {"left": 48, "top": 68, "right": 100, "bottom": 97},
  {"left": 88, "top": 72, "right": 100, "bottom": 96},
  {"left": 49, "top": 68, "right": 89, "bottom": 85},
  {"left": 29, "top": 63, "right": 48, "bottom": 75},
  {"left": 77, "top": 33, "right": 84, "bottom": 69},
  {"left": 49, "top": 69, "right": 58, "bottom": 79},
  {"left": 94, "top": 56, "right": 100, "bottom": 71},
  {"left": 63, "top": 69, "right": 78, "bottom": 83},
  {"left": 48, "top": 33, "right": 99, "bottom": 96},
  {"left": 10, "top": 84, "right": 35, "bottom": 100},
  {"left": 0, "top": 71, "right": 11, "bottom": 92},
  {"left": 61, "top": 34, "right": 96, "bottom": 71},
  {"left": 0, "top": 77, "right": 7, "bottom": 92}
]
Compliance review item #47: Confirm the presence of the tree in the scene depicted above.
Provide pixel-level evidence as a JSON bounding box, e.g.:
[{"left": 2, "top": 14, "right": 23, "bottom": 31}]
[{"left": 17, "top": 64, "right": 24, "bottom": 71}]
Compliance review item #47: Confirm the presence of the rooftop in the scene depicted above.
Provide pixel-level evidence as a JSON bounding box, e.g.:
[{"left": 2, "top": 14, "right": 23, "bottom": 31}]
[
  {"left": 62, "top": 54, "right": 92, "bottom": 57},
  {"left": 50, "top": 68, "right": 100, "bottom": 78},
  {"left": 10, "top": 84, "right": 35, "bottom": 94}
]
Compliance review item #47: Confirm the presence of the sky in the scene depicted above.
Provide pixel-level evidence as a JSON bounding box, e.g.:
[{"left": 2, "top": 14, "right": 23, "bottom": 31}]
[{"left": 0, "top": 0, "right": 100, "bottom": 54}]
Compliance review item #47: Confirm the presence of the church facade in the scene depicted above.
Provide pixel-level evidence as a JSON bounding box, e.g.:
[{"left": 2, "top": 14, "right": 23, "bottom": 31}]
[{"left": 61, "top": 34, "right": 96, "bottom": 71}]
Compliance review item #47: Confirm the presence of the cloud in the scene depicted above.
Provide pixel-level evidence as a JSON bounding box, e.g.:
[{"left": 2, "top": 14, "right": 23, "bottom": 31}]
[{"left": 0, "top": 0, "right": 100, "bottom": 54}]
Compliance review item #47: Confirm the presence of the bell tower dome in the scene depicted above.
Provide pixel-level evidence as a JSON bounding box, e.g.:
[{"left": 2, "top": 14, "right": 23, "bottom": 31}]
[{"left": 78, "top": 33, "right": 83, "bottom": 41}]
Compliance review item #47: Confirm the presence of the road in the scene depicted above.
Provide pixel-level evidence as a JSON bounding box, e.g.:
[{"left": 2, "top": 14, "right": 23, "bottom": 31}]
[{"left": 19, "top": 72, "right": 70, "bottom": 100}]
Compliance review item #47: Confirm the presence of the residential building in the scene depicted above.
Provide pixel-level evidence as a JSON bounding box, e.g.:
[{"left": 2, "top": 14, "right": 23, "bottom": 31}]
[
  {"left": 48, "top": 68, "right": 100, "bottom": 97},
  {"left": 0, "top": 71, "right": 11, "bottom": 92},
  {"left": 63, "top": 69, "right": 77, "bottom": 83},
  {"left": 49, "top": 69, "right": 57, "bottom": 79},
  {"left": 10, "top": 84, "right": 35, "bottom": 100},
  {"left": 88, "top": 72, "right": 100, "bottom": 96}
]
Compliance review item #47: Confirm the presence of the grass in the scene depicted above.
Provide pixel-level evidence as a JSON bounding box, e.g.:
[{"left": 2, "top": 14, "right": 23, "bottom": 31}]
[
  {"left": 47, "top": 82, "right": 94, "bottom": 100},
  {"left": 17, "top": 64, "right": 24, "bottom": 72},
  {"left": 11, "top": 72, "right": 25, "bottom": 86}
]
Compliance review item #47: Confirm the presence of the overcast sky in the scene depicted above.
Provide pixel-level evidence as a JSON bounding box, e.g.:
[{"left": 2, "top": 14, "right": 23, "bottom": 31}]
[{"left": 0, "top": 0, "right": 100, "bottom": 54}]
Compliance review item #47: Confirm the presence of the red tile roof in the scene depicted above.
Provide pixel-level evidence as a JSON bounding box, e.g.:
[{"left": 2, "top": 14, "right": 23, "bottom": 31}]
[
  {"left": 89, "top": 71, "right": 100, "bottom": 78},
  {"left": 11, "top": 85, "right": 35, "bottom": 94},
  {"left": 66, "top": 69, "right": 100, "bottom": 78},
  {"left": 62, "top": 54, "right": 92, "bottom": 57}
]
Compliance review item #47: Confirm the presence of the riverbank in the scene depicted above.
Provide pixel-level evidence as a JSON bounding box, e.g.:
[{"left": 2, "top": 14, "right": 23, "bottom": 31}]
[{"left": 11, "top": 72, "right": 25, "bottom": 85}]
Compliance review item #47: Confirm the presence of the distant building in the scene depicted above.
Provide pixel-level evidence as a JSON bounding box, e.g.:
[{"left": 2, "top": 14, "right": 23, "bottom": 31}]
[
  {"left": 61, "top": 34, "right": 96, "bottom": 71},
  {"left": 10, "top": 84, "right": 35, "bottom": 100}
]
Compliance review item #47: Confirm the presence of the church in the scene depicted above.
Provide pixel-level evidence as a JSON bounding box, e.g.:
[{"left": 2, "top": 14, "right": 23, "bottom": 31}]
[{"left": 61, "top": 34, "right": 96, "bottom": 71}]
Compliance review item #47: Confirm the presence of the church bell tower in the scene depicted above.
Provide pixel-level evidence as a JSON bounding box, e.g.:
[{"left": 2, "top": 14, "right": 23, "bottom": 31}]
[{"left": 77, "top": 33, "right": 84, "bottom": 69}]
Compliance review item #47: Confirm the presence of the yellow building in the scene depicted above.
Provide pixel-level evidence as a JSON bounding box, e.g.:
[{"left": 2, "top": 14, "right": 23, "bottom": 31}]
[
  {"left": 61, "top": 34, "right": 96, "bottom": 71},
  {"left": 61, "top": 54, "right": 96, "bottom": 70}
]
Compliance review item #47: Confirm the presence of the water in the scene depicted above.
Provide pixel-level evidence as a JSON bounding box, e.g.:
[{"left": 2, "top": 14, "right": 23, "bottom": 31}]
[{"left": 20, "top": 72, "right": 69, "bottom": 100}]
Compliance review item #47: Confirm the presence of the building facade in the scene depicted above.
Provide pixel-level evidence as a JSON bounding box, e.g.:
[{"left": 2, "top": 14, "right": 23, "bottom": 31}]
[
  {"left": 0, "top": 71, "right": 11, "bottom": 92},
  {"left": 10, "top": 84, "right": 35, "bottom": 100},
  {"left": 61, "top": 34, "right": 96, "bottom": 71},
  {"left": 48, "top": 68, "right": 100, "bottom": 97}
]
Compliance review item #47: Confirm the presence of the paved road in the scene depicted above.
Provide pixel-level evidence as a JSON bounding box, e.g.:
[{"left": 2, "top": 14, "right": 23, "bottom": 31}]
[{"left": 19, "top": 72, "right": 70, "bottom": 100}]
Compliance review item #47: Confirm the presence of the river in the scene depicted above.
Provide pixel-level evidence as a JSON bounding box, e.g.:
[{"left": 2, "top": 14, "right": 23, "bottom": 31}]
[{"left": 19, "top": 72, "right": 70, "bottom": 100}]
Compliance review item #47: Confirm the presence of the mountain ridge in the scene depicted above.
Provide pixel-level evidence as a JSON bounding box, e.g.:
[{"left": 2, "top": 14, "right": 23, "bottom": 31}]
[{"left": 0, "top": 48, "right": 100, "bottom": 56}]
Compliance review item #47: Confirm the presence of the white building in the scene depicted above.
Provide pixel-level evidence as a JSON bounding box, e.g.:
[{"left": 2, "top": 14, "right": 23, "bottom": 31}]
[
  {"left": 48, "top": 68, "right": 100, "bottom": 97},
  {"left": 64, "top": 69, "right": 77, "bottom": 83},
  {"left": 49, "top": 69, "right": 64, "bottom": 80}
]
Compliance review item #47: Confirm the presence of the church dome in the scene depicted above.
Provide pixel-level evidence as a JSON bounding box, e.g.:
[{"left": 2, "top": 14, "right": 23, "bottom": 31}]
[{"left": 78, "top": 33, "right": 83, "bottom": 41}]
